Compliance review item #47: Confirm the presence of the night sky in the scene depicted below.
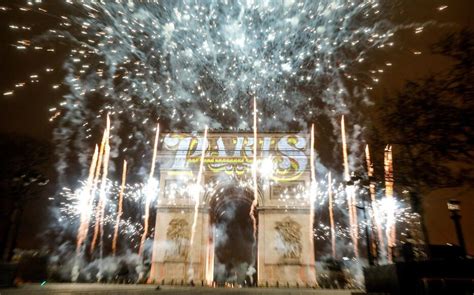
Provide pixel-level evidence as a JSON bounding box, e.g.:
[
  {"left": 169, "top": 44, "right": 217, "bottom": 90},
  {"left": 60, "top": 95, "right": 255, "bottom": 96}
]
[{"left": 0, "top": 0, "right": 473, "bottom": 258}]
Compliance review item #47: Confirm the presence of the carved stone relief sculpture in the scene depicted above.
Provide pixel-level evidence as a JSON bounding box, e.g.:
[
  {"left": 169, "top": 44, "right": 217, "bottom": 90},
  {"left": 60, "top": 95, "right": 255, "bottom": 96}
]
[
  {"left": 274, "top": 216, "right": 302, "bottom": 263},
  {"left": 164, "top": 218, "right": 190, "bottom": 261}
]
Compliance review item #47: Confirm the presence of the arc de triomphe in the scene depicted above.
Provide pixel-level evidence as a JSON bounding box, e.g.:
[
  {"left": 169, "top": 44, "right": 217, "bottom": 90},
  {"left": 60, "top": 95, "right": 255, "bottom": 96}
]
[{"left": 148, "top": 132, "right": 317, "bottom": 287}]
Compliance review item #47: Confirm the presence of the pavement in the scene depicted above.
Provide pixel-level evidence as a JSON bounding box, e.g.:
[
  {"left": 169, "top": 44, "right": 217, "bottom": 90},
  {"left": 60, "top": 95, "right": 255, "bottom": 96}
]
[{"left": 0, "top": 284, "right": 362, "bottom": 295}]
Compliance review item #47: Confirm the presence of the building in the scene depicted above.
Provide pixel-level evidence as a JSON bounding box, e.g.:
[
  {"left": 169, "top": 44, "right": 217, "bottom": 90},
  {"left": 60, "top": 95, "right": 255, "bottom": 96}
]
[{"left": 149, "top": 132, "right": 317, "bottom": 287}]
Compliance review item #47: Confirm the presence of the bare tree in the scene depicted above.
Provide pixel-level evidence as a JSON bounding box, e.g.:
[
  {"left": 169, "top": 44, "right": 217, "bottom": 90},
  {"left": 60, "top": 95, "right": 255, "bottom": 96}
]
[
  {"left": 0, "top": 134, "right": 50, "bottom": 261},
  {"left": 369, "top": 29, "right": 474, "bottom": 247}
]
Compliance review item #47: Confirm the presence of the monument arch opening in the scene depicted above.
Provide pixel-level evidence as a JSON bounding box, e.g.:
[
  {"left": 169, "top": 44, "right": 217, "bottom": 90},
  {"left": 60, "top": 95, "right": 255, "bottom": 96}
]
[{"left": 209, "top": 185, "right": 257, "bottom": 286}]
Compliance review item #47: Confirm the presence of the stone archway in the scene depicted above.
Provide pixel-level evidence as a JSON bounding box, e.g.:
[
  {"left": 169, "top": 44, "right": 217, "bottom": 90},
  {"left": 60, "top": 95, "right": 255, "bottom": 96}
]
[
  {"left": 149, "top": 132, "right": 316, "bottom": 287},
  {"left": 207, "top": 184, "right": 258, "bottom": 286}
]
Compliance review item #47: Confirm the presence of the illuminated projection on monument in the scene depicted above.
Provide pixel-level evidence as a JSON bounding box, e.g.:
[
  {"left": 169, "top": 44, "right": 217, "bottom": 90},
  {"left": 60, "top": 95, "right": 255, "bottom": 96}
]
[{"left": 161, "top": 134, "right": 308, "bottom": 181}]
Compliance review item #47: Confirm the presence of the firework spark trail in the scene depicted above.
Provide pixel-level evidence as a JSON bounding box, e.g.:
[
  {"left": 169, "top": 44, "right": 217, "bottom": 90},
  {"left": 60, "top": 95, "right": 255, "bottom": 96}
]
[
  {"left": 3, "top": 0, "right": 410, "bottom": 280},
  {"left": 90, "top": 116, "right": 111, "bottom": 201},
  {"left": 72, "top": 144, "right": 99, "bottom": 281},
  {"left": 90, "top": 116, "right": 111, "bottom": 254},
  {"left": 21, "top": 0, "right": 397, "bottom": 177},
  {"left": 112, "top": 160, "right": 127, "bottom": 256},
  {"left": 75, "top": 145, "right": 99, "bottom": 255},
  {"left": 138, "top": 123, "right": 160, "bottom": 257},
  {"left": 365, "top": 144, "right": 385, "bottom": 260},
  {"left": 88, "top": 118, "right": 110, "bottom": 254},
  {"left": 341, "top": 115, "right": 359, "bottom": 258},
  {"left": 205, "top": 224, "right": 214, "bottom": 286},
  {"left": 72, "top": 115, "right": 109, "bottom": 279},
  {"left": 250, "top": 96, "right": 258, "bottom": 242},
  {"left": 189, "top": 126, "right": 208, "bottom": 280},
  {"left": 97, "top": 133, "right": 112, "bottom": 234},
  {"left": 86, "top": 128, "right": 108, "bottom": 254},
  {"left": 384, "top": 145, "right": 395, "bottom": 262},
  {"left": 97, "top": 140, "right": 110, "bottom": 281},
  {"left": 308, "top": 123, "right": 319, "bottom": 284},
  {"left": 309, "top": 124, "right": 317, "bottom": 248},
  {"left": 328, "top": 172, "right": 336, "bottom": 258}
]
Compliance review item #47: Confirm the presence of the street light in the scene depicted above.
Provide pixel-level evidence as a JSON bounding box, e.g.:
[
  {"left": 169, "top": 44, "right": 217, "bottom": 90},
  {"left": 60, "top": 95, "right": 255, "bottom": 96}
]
[{"left": 447, "top": 199, "right": 467, "bottom": 258}]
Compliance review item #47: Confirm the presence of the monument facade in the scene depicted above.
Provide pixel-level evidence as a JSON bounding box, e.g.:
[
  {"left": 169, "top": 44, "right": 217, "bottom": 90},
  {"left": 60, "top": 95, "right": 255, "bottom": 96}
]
[{"left": 149, "top": 132, "right": 317, "bottom": 286}]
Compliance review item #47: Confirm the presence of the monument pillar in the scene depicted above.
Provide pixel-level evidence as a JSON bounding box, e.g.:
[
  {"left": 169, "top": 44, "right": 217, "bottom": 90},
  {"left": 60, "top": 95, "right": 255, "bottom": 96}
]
[
  {"left": 149, "top": 173, "right": 212, "bottom": 285},
  {"left": 257, "top": 207, "right": 316, "bottom": 287},
  {"left": 256, "top": 165, "right": 316, "bottom": 287},
  {"left": 149, "top": 206, "right": 211, "bottom": 284}
]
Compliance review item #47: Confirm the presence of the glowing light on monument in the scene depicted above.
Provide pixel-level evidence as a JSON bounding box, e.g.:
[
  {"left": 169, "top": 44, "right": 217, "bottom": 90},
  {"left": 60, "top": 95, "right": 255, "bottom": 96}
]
[{"left": 259, "top": 156, "right": 274, "bottom": 179}]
